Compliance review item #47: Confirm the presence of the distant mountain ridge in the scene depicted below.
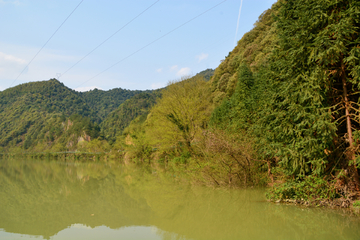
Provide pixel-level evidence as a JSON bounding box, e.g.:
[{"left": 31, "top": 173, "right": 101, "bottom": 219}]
[
  {"left": 80, "top": 87, "right": 152, "bottom": 122},
  {"left": 0, "top": 69, "right": 214, "bottom": 152},
  {"left": 0, "top": 79, "right": 152, "bottom": 151}
]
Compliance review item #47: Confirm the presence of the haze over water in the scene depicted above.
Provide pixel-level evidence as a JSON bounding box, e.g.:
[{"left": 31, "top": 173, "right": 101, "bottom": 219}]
[{"left": 0, "top": 158, "right": 359, "bottom": 240}]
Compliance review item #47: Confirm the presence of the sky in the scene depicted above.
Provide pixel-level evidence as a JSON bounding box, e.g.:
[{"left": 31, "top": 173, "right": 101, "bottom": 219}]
[{"left": 0, "top": 0, "right": 277, "bottom": 92}]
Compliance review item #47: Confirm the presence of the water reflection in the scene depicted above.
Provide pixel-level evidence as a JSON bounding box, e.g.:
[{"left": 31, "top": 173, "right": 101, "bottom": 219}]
[{"left": 0, "top": 158, "right": 359, "bottom": 240}]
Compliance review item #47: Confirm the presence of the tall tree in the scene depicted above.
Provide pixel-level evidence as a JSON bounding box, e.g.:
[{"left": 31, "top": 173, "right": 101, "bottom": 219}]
[
  {"left": 264, "top": 0, "right": 360, "bottom": 185},
  {"left": 146, "top": 76, "right": 212, "bottom": 153}
]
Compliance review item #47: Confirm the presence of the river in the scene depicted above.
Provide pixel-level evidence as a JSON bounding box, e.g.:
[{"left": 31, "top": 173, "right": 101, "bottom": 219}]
[{"left": 0, "top": 158, "right": 359, "bottom": 240}]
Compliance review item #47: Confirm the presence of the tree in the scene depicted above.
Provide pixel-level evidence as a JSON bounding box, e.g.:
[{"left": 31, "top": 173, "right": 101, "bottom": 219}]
[
  {"left": 264, "top": 0, "right": 360, "bottom": 185},
  {"left": 146, "top": 76, "right": 212, "bottom": 153},
  {"left": 210, "top": 64, "right": 256, "bottom": 131}
]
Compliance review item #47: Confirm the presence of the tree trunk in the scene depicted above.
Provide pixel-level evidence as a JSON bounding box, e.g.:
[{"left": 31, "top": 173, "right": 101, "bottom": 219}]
[
  {"left": 267, "top": 159, "right": 274, "bottom": 184},
  {"left": 341, "top": 59, "right": 360, "bottom": 190}
]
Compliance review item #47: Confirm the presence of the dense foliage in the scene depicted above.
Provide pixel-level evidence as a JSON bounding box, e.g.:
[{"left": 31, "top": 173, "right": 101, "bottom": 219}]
[
  {"left": 196, "top": 68, "right": 215, "bottom": 82},
  {"left": 1, "top": 0, "right": 359, "bottom": 201},
  {"left": 81, "top": 87, "right": 150, "bottom": 122},
  {"left": 101, "top": 91, "right": 161, "bottom": 144},
  {"left": 0, "top": 69, "right": 213, "bottom": 153},
  {"left": 210, "top": 4, "right": 278, "bottom": 103},
  {"left": 118, "top": 0, "right": 360, "bottom": 197},
  {"left": 208, "top": 0, "right": 360, "bottom": 195},
  {"left": 0, "top": 79, "right": 155, "bottom": 151},
  {"left": 265, "top": 0, "right": 360, "bottom": 192},
  {"left": 0, "top": 79, "right": 92, "bottom": 117}
]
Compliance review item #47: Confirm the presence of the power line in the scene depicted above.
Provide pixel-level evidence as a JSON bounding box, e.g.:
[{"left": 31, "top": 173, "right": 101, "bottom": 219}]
[
  {"left": 10, "top": 0, "right": 84, "bottom": 88},
  {"left": 76, "top": 0, "right": 228, "bottom": 88},
  {"left": 186, "top": 34, "right": 233, "bottom": 65},
  {"left": 59, "top": 0, "right": 160, "bottom": 79}
]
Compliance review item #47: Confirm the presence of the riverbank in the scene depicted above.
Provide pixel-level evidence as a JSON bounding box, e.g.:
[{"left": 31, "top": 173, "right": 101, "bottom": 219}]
[
  {"left": 0, "top": 151, "right": 110, "bottom": 161},
  {"left": 2, "top": 152, "right": 359, "bottom": 215},
  {"left": 265, "top": 174, "right": 360, "bottom": 215},
  {"left": 269, "top": 198, "right": 360, "bottom": 215}
]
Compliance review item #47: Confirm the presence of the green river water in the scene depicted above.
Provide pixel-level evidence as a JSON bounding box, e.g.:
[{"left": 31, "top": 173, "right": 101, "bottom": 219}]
[{"left": 0, "top": 158, "right": 359, "bottom": 240}]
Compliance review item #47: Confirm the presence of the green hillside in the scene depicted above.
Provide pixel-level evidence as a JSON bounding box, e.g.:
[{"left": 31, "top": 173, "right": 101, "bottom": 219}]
[
  {"left": 0, "top": 79, "right": 152, "bottom": 151},
  {"left": 99, "top": 68, "right": 215, "bottom": 145},
  {"left": 114, "top": 0, "right": 360, "bottom": 202},
  {"left": 101, "top": 91, "right": 161, "bottom": 144},
  {"left": 1, "top": 0, "right": 359, "bottom": 202},
  {"left": 210, "top": 5, "right": 278, "bottom": 103},
  {"left": 0, "top": 67, "right": 214, "bottom": 152},
  {"left": 197, "top": 68, "right": 215, "bottom": 82},
  {"left": 81, "top": 87, "right": 150, "bottom": 122},
  {"left": 0, "top": 80, "right": 92, "bottom": 151},
  {"left": 0, "top": 79, "right": 92, "bottom": 117}
]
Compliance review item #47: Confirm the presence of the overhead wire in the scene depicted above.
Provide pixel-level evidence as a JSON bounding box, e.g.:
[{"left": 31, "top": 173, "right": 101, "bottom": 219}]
[
  {"left": 149, "top": 34, "right": 233, "bottom": 89},
  {"left": 59, "top": 0, "right": 160, "bottom": 79},
  {"left": 167, "top": 34, "right": 233, "bottom": 80},
  {"left": 188, "top": 34, "right": 233, "bottom": 65},
  {"left": 9, "top": 0, "right": 84, "bottom": 88},
  {"left": 76, "top": 0, "right": 228, "bottom": 88}
]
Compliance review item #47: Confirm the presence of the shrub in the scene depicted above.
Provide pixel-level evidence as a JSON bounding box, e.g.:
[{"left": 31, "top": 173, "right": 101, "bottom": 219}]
[{"left": 266, "top": 175, "right": 337, "bottom": 201}]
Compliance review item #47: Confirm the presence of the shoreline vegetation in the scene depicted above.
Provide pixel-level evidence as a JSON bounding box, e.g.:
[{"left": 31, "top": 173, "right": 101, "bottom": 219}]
[
  {"left": 1, "top": 151, "right": 360, "bottom": 215},
  {"left": 1, "top": 0, "right": 360, "bottom": 213}
]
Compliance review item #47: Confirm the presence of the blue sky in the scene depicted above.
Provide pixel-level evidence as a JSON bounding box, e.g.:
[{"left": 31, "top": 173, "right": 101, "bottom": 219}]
[{"left": 0, "top": 0, "right": 277, "bottom": 92}]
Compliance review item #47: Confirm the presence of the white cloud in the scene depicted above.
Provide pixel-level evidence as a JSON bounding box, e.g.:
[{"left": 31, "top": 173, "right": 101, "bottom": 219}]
[
  {"left": 74, "top": 86, "right": 102, "bottom": 92},
  {"left": 0, "top": 43, "right": 88, "bottom": 88},
  {"left": 177, "top": 67, "right": 191, "bottom": 77},
  {"left": 156, "top": 68, "right": 163, "bottom": 73},
  {"left": 0, "top": 0, "right": 21, "bottom": 6},
  {"left": 170, "top": 65, "right": 178, "bottom": 71},
  {"left": 151, "top": 82, "right": 165, "bottom": 90},
  {"left": 196, "top": 53, "right": 209, "bottom": 62},
  {"left": 0, "top": 52, "right": 26, "bottom": 65},
  {"left": 170, "top": 65, "right": 191, "bottom": 76},
  {"left": 0, "top": 52, "right": 27, "bottom": 78}
]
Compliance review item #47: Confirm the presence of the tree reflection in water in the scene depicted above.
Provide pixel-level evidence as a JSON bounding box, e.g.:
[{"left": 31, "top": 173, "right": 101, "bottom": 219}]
[{"left": 0, "top": 158, "right": 359, "bottom": 240}]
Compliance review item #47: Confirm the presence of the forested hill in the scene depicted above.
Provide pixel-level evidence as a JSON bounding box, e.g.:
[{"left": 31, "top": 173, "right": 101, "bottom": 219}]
[
  {"left": 3, "top": 0, "right": 359, "bottom": 205},
  {"left": 0, "top": 79, "right": 93, "bottom": 118},
  {"left": 196, "top": 68, "right": 215, "bottom": 82},
  {"left": 0, "top": 79, "right": 146, "bottom": 122},
  {"left": 101, "top": 91, "right": 162, "bottom": 144},
  {"left": 109, "top": 0, "right": 360, "bottom": 201},
  {"left": 0, "top": 68, "right": 215, "bottom": 152},
  {"left": 98, "top": 69, "right": 214, "bottom": 144},
  {"left": 0, "top": 79, "right": 154, "bottom": 151},
  {"left": 80, "top": 87, "right": 152, "bottom": 121}
]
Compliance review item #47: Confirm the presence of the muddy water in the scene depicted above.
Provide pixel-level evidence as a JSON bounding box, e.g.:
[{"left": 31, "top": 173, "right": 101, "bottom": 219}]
[{"left": 0, "top": 158, "right": 359, "bottom": 240}]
